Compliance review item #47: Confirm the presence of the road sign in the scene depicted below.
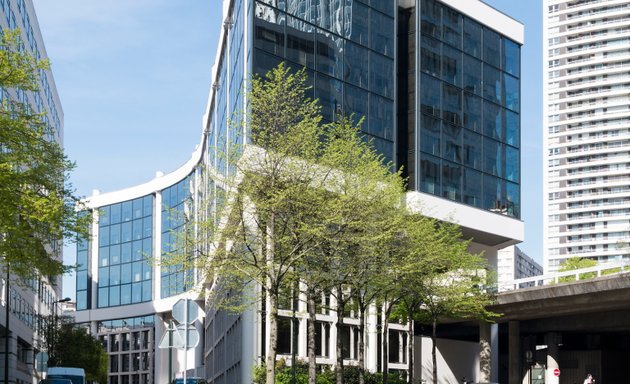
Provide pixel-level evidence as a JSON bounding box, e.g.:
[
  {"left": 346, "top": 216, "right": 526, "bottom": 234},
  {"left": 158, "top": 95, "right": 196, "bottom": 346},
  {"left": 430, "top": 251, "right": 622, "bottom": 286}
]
[
  {"left": 172, "top": 299, "right": 199, "bottom": 324},
  {"left": 553, "top": 368, "right": 560, "bottom": 377},
  {"left": 35, "top": 351, "right": 48, "bottom": 373},
  {"left": 158, "top": 324, "right": 199, "bottom": 350}
]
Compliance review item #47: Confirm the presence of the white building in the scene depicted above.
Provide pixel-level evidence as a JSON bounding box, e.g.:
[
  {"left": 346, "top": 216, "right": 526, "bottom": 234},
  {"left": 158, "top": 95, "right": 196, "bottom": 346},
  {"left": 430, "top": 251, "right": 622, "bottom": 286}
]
[
  {"left": 497, "top": 245, "right": 543, "bottom": 288},
  {"left": 0, "top": 0, "right": 67, "bottom": 383},
  {"left": 543, "top": 0, "right": 630, "bottom": 273}
]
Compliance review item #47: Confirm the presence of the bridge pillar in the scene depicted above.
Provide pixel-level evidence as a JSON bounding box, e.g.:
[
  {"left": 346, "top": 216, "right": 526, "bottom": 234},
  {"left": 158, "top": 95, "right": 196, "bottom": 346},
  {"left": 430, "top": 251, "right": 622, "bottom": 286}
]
[
  {"left": 545, "top": 332, "right": 560, "bottom": 384},
  {"left": 508, "top": 321, "right": 521, "bottom": 384}
]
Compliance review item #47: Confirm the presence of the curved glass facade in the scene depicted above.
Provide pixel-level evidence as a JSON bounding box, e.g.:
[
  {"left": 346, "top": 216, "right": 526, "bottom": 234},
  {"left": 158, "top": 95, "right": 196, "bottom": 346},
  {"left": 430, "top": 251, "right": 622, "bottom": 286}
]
[{"left": 96, "top": 196, "right": 154, "bottom": 308}]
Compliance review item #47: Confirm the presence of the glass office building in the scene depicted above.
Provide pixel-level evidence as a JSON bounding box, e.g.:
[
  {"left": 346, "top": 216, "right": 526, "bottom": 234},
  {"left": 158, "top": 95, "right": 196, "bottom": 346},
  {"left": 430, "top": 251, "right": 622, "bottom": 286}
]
[{"left": 75, "top": 1, "right": 524, "bottom": 383}]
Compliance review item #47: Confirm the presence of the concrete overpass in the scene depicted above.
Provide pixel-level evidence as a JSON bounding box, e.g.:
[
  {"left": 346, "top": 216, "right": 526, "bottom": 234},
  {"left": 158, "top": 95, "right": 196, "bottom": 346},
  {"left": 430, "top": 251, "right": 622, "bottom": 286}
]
[{"left": 490, "top": 268, "right": 630, "bottom": 384}]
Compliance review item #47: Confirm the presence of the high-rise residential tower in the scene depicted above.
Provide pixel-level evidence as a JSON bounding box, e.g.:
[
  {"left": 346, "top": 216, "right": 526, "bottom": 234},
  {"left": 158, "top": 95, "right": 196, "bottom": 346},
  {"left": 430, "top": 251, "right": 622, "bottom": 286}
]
[
  {"left": 543, "top": 0, "right": 630, "bottom": 273},
  {"left": 75, "top": 1, "right": 524, "bottom": 383}
]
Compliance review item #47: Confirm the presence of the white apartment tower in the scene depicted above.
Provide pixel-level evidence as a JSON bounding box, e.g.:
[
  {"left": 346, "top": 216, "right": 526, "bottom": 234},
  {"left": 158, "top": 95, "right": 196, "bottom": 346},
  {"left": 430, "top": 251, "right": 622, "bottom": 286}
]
[{"left": 543, "top": 0, "right": 630, "bottom": 273}]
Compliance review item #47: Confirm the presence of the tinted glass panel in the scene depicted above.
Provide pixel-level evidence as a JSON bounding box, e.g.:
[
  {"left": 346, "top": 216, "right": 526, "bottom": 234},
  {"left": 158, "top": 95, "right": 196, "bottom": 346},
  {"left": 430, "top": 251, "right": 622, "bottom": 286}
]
[
  {"left": 442, "top": 123, "right": 462, "bottom": 163},
  {"left": 464, "top": 130, "right": 482, "bottom": 169},
  {"left": 421, "top": 36, "right": 441, "bottom": 77},
  {"left": 316, "top": 30, "right": 344, "bottom": 79},
  {"left": 369, "top": 94, "right": 393, "bottom": 140},
  {"left": 420, "top": 154, "right": 441, "bottom": 195},
  {"left": 348, "top": 2, "right": 369, "bottom": 45},
  {"left": 442, "top": 45, "right": 461, "bottom": 86},
  {"left": 442, "top": 83, "right": 461, "bottom": 126},
  {"left": 462, "top": 55, "right": 481, "bottom": 95},
  {"left": 483, "top": 28, "right": 501, "bottom": 68},
  {"left": 442, "top": 6, "right": 461, "bottom": 48},
  {"left": 370, "top": 10, "right": 393, "bottom": 57},
  {"left": 463, "top": 18, "right": 481, "bottom": 58},
  {"left": 286, "top": 16, "right": 315, "bottom": 68},
  {"left": 483, "top": 137, "right": 503, "bottom": 177},
  {"left": 483, "top": 102, "right": 503, "bottom": 140},
  {"left": 344, "top": 41, "right": 368, "bottom": 88},
  {"left": 463, "top": 93, "right": 481, "bottom": 132},
  {"left": 370, "top": 52, "right": 393, "bottom": 98},
  {"left": 315, "top": 74, "right": 343, "bottom": 121},
  {"left": 254, "top": 3, "right": 285, "bottom": 56},
  {"left": 505, "top": 110, "right": 520, "bottom": 148},
  {"left": 420, "top": 73, "right": 441, "bottom": 117},
  {"left": 504, "top": 73, "right": 519, "bottom": 112},
  {"left": 463, "top": 168, "right": 482, "bottom": 207},
  {"left": 503, "top": 38, "right": 520, "bottom": 77},
  {"left": 421, "top": 0, "right": 441, "bottom": 39},
  {"left": 483, "top": 65, "right": 502, "bottom": 104},
  {"left": 505, "top": 146, "right": 519, "bottom": 182},
  {"left": 420, "top": 114, "right": 441, "bottom": 156},
  {"left": 442, "top": 161, "right": 461, "bottom": 201}
]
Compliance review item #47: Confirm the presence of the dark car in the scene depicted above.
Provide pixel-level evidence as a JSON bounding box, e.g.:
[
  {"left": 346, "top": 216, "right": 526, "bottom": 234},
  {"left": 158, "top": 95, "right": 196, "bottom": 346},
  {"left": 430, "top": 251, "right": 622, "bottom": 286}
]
[
  {"left": 171, "top": 378, "right": 207, "bottom": 384},
  {"left": 39, "top": 379, "right": 74, "bottom": 384}
]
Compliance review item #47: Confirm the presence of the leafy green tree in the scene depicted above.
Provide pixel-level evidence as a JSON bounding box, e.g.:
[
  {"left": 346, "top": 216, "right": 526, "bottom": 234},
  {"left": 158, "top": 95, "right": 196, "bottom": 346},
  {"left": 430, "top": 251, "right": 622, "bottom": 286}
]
[
  {"left": 45, "top": 317, "right": 107, "bottom": 383},
  {"left": 558, "top": 257, "right": 597, "bottom": 282},
  {"left": 0, "top": 29, "right": 88, "bottom": 279}
]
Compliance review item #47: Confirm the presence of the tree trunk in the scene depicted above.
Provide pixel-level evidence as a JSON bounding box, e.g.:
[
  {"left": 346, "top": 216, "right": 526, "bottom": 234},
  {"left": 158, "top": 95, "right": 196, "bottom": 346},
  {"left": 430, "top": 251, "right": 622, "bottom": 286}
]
[
  {"left": 358, "top": 303, "right": 366, "bottom": 384},
  {"left": 407, "top": 317, "right": 414, "bottom": 384},
  {"left": 335, "top": 289, "right": 345, "bottom": 384},
  {"left": 432, "top": 318, "right": 438, "bottom": 384},
  {"left": 307, "top": 287, "right": 317, "bottom": 384},
  {"left": 266, "top": 291, "right": 278, "bottom": 384},
  {"left": 265, "top": 213, "right": 277, "bottom": 384}
]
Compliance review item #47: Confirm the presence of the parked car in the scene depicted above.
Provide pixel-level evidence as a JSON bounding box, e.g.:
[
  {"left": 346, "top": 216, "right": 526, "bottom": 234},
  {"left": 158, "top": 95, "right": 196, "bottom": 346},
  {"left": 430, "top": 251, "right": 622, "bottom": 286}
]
[{"left": 171, "top": 378, "right": 207, "bottom": 384}]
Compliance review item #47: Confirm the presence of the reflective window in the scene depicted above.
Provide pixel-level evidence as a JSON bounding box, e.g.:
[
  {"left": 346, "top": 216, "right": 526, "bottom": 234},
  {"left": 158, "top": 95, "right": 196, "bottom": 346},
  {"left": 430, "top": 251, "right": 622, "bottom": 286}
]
[
  {"left": 483, "top": 28, "right": 501, "bottom": 68},
  {"left": 503, "top": 38, "right": 520, "bottom": 77},
  {"left": 505, "top": 110, "right": 520, "bottom": 148},
  {"left": 463, "top": 18, "right": 481, "bottom": 58},
  {"left": 286, "top": 16, "right": 315, "bottom": 68},
  {"left": 254, "top": 3, "right": 285, "bottom": 57},
  {"left": 463, "top": 93, "right": 481, "bottom": 132},
  {"left": 420, "top": 154, "right": 441, "bottom": 195},
  {"left": 506, "top": 181, "right": 520, "bottom": 217},
  {"left": 503, "top": 73, "right": 519, "bottom": 112},
  {"left": 483, "top": 174, "right": 502, "bottom": 212},
  {"left": 421, "top": 36, "right": 441, "bottom": 77},
  {"left": 369, "top": 94, "right": 393, "bottom": 140},
  {"left": 442, "top": 123, "right": 462, "bottom": 163},
  {"left": 463, "top": 168, "right": 482, "bottom": 207},
  {"left": 370, "top": 9, "right": 394, "bottom": 57},
  {"left": 421, "top": 0, "right": 441, "bottom": 39},
  {"left": 463, "top": 130, "right": 482, "bottom": 170},
  {"left": 483, "top": 102, "right": 503, "bottom": 140},
  {"left": 483, "top": 64, "right": 502, "bottom": 104},
  {"left": 348, "top": 2, "right": 369, "bottom": 46},
  {"left": 442, "top": 161, "right": 461, "bottom": 201},
  {"left": 316, "top": 31, "right": 344, "bottom": 79},
  {"left": 315, "top": 73, "right": 343, "bottom": 121},
  {"left": 420, "top": 114, "right": 441, "bottom": 156},
  {"left": 370, "top": 53, "right": 393, "bottom": 98},
  {"left": 420, "top": 73, "right": 441, "bottom": 117},
  {"left": 370, "top": 0, "right": 395, "bottom": 17},
  {"left": 442, "top": 6, "right": 461, "bottom": 48},
  {"left": 345, "top": 41, "right": 368, "bottom": 88},
  {"left": 462, "top": 55, "right": 481, "bottom": 95},
  {"left": 505, "top": 146, "right": 519, "bottom": 182},
  {"left": 442, "top": 83, "right": 461, "bottom": 126},
  {"left": 483, "top": 137, "right": 503, "bottom": 177},
  {"left": 442, "top": 45, "right": 461, "bottom": 86},
  {"left": 344, "top": 84, "right": 369, "bottom": 125}
]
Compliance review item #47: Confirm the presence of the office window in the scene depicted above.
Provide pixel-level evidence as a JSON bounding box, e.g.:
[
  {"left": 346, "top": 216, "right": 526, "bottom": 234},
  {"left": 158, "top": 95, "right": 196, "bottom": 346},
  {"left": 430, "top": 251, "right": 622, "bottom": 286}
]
[
  {"left": 442, "top": 6, "right": 461, "bottom": 48},
  {"left": 442, "top": 45, "right": 461, "bottom": 86},
  {"left": 483, "top": 28, "right": 501, "bottom": 68},
  {"left": 420, "top": 114, "right": 441, "bottom": 156},
  {"left": 420, "top": 154, "right": 441, "bottom": 195},
  {"left": 463, "top": 93, "right": 481, "bottom": 132},
  {"left": 463, "top": 18, "right": 481, "bottom": 58},
  {"left": 421, "top": 35, "right": 441, "bottom": 77},
  {"left": 483, "top": 102, "right": 503, "bottom": 140}
]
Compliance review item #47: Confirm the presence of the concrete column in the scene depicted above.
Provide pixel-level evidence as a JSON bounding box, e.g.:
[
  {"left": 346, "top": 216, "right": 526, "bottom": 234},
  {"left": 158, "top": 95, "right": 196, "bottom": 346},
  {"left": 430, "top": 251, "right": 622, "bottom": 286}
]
[
  {"left": 479, "top": 322, "right": 492, "bottom": 383},
  {"left": 508, "top": 321, "right": 521, "bottom": 384},
  {"left": 545, "top": 332, "right": 560, "bottom": 384}
]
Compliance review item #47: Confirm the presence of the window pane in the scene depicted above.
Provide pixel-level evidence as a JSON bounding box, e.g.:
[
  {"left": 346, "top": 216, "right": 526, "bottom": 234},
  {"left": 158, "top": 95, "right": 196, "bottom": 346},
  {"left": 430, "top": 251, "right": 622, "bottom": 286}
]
[
  {"left": 421, "top": 0, "right": 441, "bottom": 39},
  {"left": 369, "top": 95, "right": 393, "bottom": 140},
  {"left": 316, "top": 30, "right": 343, "bottom": 79},
  {"left": 99, "top": 206, "right": 110, "bottom": 226},
  {"left": 420, "top": 73, "right": 441, "bottom": 117},
  {"left": 442, "top": 161, "right": 461, "bottom": 201},
  {"left": 442, "top": 6, "right": 461, "bottom": 48},
  {"left": 506, "top": 181, "right": 520, "bottom": 218},
  {"left": 442, "top": 123, "right": 462, "bottom": 163},
  {"left": 121, "top": 263, "right": 132, "bottom": 284},
  {"left": 142, "top": 280, "right": 152, "bottom": 302},
  {"left": 420, "top": 114, "right": 441, "bottom": 156},
  {"left": 99, "top": 267, "right": 109, "bottom": 287},
  {"left": 132, "top": 282, "right": 142, "bottom": 304},
  {"left": 100, "top": 247, "right": 110, "bottom": 267},
  {"left": 344, "top": 83, "right": 369, "bottom": 124},
  {"left": 348, "top": 1, "right": 369, "bottom": 46},
  {"left": 420, "top": 154, "right": 441, "bottom": 195},
  {"left": 110, "top": 264, "right": 121, "bottom": 286},
  {"left": 463, "top": 168, "right": 482, "bottom": 207},
  {"left": 98, "top": 287, "right": 108, "bottom": 308},
  {"left": 483, "top": 137, "right": 503, "bottom": 177},
  {"left": 442, "top": 83, "right": 461, "bottom": 126},
  {"left": 254, "top": 3, "right": 284, "bottom": 56},
  {"left": 132, "top": 198, "right": 143, "bottom": 220},
  {"left": 121, "top": 284, "right": 131, "bottom": 305},
  {"left": 143, "top": 195, "right": 153, "bottom": 217},
  {"left": 109, "top": 286, "right": 120, "bottom": 307},
  {"left": 463, "top": 18, "right": 481, "bottom": 58},
  {"left": 344, "top": 41, "right": 368, "bottom": 88},
  {"left": 421, "top": 36, "right": 441, "bottom": 77},
  {"left": 370, "top": 10, "right": 393, "bottom": 57},
  {"left": 462, "top": 55, "right": 481, "bottom": 95},
  {"left": 110, "top": 203, "right": 121, "bottom": 224},
  {"left": 505, "top": 110, "right": 520, "bottom": 147},
  {"left": 483, "top": 64, "right": 502, "bottom": 104},
  {"left": 122, "top": 201, "right": 133, "bottom": 222},
  {"left": 483, "top": 28, "right": 501, "bottom": 68},
  {"left": 464, "top": 130, "right": 482, "bottom": 169},
  {"left": 503, "top": 38, "right": 520, "bottom": 77},
  {"left": 503, "top": 73, "right": 519, "bottom": 112},
  {"left": 121, "top": 242, "right": 132, "bottom": 263},
  {"left": 286, "top": 16, "right": 314, "bottom": 68},
  {"left": 110, "top": 244, "right": 121, "bottom": 265},
  {"left": 483, "top": 102, "right": 503, "bottom": 140},
  {"left": 442, "top": 45, "right": 461, "bottom": 86},
  {"left": 463, "top": 93, "right": 481, "bottom": 132},
  {"left": 315, "top": 74, "right": 342, "bottom": 121},
  {"left": 483, "top": 174, "right": 502, "bottom": 212},
  {"left": 370, "top": 52, "right": 393, "bottom": 98},
  {"left": 99, "top": 226, "right": 110, "bottom": 247},
  {"left": 121, "top": 222, "right": 132, "bottom": 243},
  {"left": 506, "top": 146, "right": 519, "bottom": 182}
]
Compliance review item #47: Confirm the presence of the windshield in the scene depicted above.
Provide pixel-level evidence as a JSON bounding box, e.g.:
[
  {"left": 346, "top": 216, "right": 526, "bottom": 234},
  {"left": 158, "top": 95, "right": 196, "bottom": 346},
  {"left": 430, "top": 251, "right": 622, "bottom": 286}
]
[{"left": 47, "top": 375, "right": 84, "bottom": 384}]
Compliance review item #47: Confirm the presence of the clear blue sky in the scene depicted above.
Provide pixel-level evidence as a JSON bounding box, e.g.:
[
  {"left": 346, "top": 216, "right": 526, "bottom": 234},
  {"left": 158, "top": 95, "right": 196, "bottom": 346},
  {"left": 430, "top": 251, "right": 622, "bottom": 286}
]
[{"left": 31, "top": 1, "right": 542, "bottom": 299}]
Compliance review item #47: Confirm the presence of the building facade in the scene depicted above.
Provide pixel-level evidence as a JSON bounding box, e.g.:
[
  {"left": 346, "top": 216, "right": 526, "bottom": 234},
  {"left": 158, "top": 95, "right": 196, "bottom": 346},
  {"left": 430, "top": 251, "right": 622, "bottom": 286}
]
[
  {"left": 75, "top": 1, "right": 524, "bottom": 383},
  {"left": 543, "top": 0, "right": 630, "bottom": 273},
  {"left": 0, "top": 0, "right": 67, "bottom": 383},
  {"left": 497, "top": 245, "right": 543, "bottom": 289}
]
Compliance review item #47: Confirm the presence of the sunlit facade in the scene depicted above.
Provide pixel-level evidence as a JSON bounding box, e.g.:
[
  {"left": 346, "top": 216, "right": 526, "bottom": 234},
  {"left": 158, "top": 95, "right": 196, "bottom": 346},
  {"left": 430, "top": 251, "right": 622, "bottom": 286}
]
[
  {"left": 0, "top": 0, "right": 67, "bottom": 383},
  {"left": 75, "top": 0, "right": 524, "bottom": 383},
  {"left": 543, "top": 0, "right": 630, "bottom": 273}
]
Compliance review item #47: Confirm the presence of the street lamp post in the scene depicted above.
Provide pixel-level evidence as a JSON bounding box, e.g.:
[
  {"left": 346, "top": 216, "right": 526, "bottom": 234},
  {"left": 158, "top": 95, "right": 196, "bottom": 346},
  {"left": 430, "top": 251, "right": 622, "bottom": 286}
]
[{"left": 50, "top": 297, "right": 71, "bottom": 365}]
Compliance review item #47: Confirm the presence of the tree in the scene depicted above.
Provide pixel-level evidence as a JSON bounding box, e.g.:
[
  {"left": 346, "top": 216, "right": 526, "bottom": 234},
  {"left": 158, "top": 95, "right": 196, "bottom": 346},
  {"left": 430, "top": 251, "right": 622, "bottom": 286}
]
[
  {"left": 43, "top": 316, "right": 108, "bottom": 383},
  {"left": 558, "top": 257, "right": 597, "bottom": 282},
  {"left": 0, "top": 29, "right": 88, "bottom": 279},
  {"left": 396, "top": 220, "right": 498, "bottom": 384}
]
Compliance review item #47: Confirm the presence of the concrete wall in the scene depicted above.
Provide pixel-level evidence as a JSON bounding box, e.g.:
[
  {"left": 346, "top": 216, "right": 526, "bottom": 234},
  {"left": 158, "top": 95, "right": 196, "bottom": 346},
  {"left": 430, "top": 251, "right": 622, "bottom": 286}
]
[{"left": 419, "top": 337, "right": 480, "bottom": 384}]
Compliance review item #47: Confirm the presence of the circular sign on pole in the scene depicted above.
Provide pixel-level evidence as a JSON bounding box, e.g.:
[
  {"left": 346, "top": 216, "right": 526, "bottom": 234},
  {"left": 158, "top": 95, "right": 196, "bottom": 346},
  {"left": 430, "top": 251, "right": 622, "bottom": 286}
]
[{"left": 553, "top": 368, "right": 560, "bottom": 377}]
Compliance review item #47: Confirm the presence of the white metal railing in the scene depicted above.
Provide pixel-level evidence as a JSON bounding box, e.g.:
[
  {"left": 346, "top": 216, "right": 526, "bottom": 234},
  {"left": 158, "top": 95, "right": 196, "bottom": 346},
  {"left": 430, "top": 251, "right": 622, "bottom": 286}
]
[{"left": 499, "top": 260, "right": 630, "bottom": 292}]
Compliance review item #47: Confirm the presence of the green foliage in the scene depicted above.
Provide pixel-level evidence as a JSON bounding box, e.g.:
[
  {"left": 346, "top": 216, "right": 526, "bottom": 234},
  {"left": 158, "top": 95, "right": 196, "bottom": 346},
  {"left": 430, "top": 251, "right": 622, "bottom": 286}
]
[
  {"left": 253, "top": 362, "right": 405, "bottom": 384},
  {"left": 557, "top": 257, "right": 597, "bottom": 282},
  {"left": 0, "top": 29, "right": 89, "bottom": 279},
  {"left": 52, "top": 319, "right": 108, "bottom": 384}
]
